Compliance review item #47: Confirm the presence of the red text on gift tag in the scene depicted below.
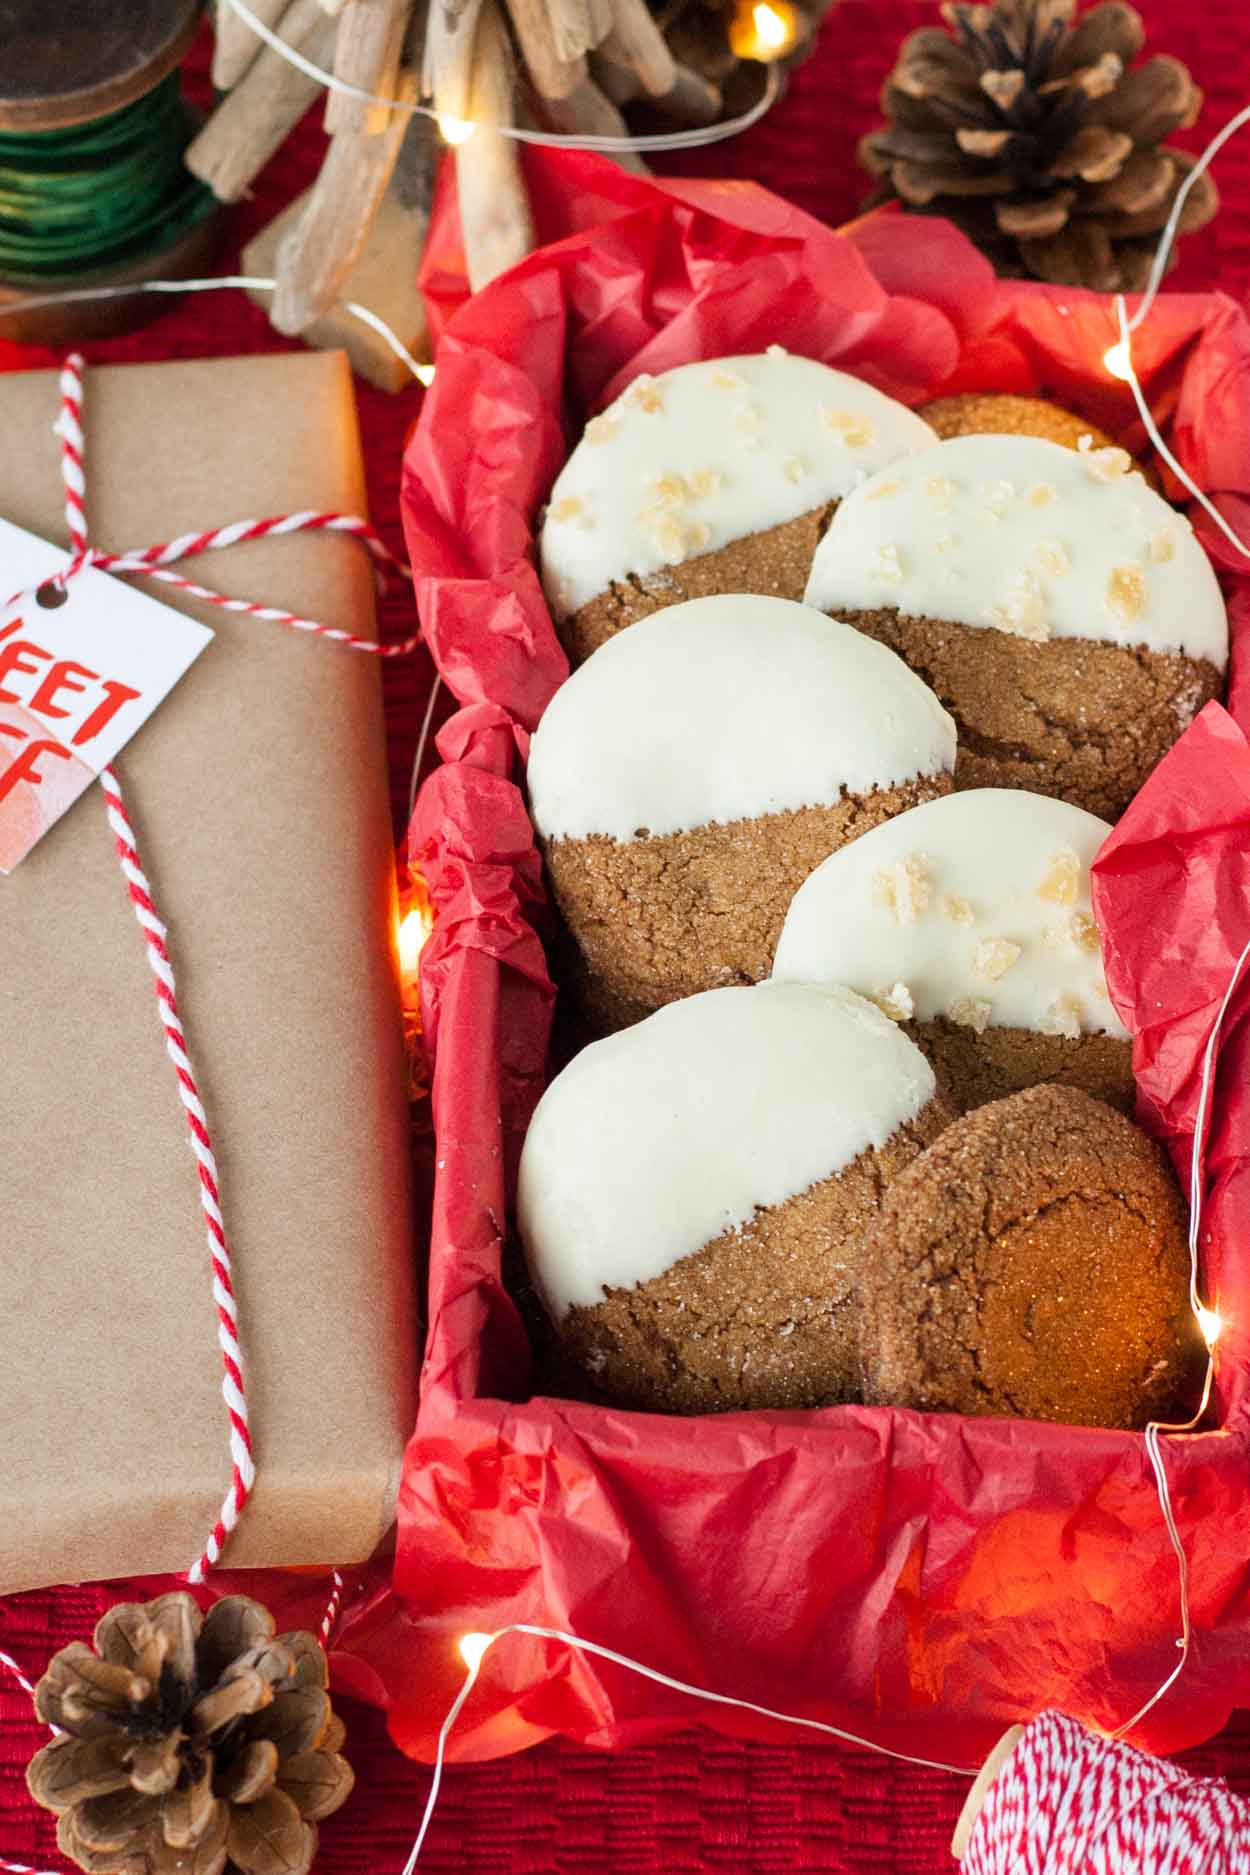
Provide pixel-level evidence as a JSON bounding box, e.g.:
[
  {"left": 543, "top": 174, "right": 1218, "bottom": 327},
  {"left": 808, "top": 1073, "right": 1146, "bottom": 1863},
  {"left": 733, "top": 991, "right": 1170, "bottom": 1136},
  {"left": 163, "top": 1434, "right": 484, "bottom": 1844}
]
[{"left": 0, "top": 518, "right": 213, "bottom": 874}]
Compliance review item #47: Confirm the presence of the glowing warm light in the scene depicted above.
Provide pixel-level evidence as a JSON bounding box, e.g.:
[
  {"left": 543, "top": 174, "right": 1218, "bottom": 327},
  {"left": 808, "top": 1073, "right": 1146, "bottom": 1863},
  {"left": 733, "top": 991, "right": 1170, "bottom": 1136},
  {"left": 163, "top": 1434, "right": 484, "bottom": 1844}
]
[
  {"left": 1197, "top": 1305, "right": 1224, "bottom": 1350},
  {"left": 458, "top": 1632, "right": 493, "bottom": 1672},
  {"left": 415, "top": 362, "right": 436, "bottom": 387},
  {"left": 438, "top": 115, "right": 476, "bottom": 146},
  {"left": 397, "top": 904, "right": 433, "bottom": 977},
  {"left": 728, "top": 0, "right": 800, "bottom": 61},
  {"left": 1103, "top": 339, "right": 1134, "bottom": 382},
  {"left": 753, "top": 3, "right": 789, "bottom": 47}
]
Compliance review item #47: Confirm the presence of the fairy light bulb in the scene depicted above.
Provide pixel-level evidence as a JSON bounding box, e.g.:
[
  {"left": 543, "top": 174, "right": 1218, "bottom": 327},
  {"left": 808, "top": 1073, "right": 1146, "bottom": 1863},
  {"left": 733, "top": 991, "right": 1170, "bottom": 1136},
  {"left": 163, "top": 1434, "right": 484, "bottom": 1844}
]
[
  {"left": 1103, "top": 338, "right": 1134, "bottom": 381},
  {"left": 438, "top": 115, "right": 476, "bottom": 146},
  {"left": 753, "top": 3, "right": 790, "bottom": 49},
  {"left": 729, "top": 0, "right": 800, "bottom": 61},
  {"left": 458, "top": 1632, "right": 493, "bottom": 1672},
  {"left": 397, "top": 905, "right": 432, "bottom": 977},
  {"left": 1196, "top": 1305, "right": 1224, "bottom": 1350}
]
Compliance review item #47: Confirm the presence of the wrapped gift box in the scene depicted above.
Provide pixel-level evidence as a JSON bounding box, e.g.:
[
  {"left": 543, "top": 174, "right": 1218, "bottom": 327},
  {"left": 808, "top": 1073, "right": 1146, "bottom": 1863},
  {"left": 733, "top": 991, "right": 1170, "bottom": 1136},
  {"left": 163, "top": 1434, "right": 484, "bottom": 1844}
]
[
  {"left": 327, "top": 155, "right": 1250, "bottom": 1768},
  {"left": 0, "top": 351, "right": 416, "bottom": 1591}
]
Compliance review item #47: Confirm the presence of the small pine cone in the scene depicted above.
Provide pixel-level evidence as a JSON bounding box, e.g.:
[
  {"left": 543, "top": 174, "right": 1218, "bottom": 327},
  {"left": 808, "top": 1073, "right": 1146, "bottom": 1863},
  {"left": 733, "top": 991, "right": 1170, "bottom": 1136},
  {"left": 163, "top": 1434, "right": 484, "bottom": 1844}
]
[
  {"left": 859, "top": 0, "right": 1218, "bottom": 292},
  {"left": 27, "top": 1595, "right": 353, "bottom": 1875}
]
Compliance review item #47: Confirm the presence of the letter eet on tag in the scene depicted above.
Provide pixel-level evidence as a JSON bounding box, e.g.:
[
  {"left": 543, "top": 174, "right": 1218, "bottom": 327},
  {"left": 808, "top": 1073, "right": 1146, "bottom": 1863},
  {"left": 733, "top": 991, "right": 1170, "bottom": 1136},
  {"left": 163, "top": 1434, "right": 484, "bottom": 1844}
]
[{"left": 0, "top": 519, "right": 213, "bottom": 873}]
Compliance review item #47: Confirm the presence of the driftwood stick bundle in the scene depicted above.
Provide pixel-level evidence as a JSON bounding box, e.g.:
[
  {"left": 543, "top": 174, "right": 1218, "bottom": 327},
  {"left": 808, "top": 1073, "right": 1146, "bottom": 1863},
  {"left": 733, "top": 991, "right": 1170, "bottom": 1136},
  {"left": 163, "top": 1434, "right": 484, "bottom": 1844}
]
[
  {"left": 211, "top": 0, "right": 292, "bottom": 89},
  {"left": 189, "top": 0, "right": 340, "bottom": 201},
  {"left": 326, "top": 0, "right": 414, "bottom": 133},
  {"left": 204, "top": 0, "right": 836, "bottom": 383},
  {"left": 272, "top": 69, "right": 417, "bottom": 330},
  {"left": 456, "top": 0, "right": 536, "bottom": 292}
]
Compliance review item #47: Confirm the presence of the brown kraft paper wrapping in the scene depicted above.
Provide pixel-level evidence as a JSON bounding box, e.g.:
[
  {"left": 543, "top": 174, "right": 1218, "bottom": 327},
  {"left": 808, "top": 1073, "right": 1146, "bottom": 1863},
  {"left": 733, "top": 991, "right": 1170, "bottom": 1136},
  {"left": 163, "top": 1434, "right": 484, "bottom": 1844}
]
[{"left": 0, "top": 351, "right": 416, "bottom": 1592}]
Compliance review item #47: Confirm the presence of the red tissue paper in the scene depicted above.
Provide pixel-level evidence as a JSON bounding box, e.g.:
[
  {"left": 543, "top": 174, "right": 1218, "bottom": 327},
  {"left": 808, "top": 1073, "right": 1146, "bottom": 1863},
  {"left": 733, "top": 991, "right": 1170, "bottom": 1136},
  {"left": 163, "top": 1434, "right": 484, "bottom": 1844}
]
[{"left": 345, "top": 151, "right": 1250, "bottom": 1768}]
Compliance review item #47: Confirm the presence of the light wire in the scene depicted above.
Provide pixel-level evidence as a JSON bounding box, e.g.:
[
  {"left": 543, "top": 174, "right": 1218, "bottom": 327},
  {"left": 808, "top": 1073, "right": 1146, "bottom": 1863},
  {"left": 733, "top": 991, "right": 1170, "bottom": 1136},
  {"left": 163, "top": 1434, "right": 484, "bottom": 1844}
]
[
  {"left": 402, "top": 1622, "right": 976, "bottom": 1873},
  {"left": 0, "top": 273, "right": 432, "bottom": 385}
]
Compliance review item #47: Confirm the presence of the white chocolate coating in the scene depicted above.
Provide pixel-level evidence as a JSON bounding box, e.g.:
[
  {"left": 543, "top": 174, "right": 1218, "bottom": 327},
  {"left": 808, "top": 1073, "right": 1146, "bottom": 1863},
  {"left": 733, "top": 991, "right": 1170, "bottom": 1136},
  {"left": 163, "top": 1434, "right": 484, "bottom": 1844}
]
[
  {"left": 526, "top": 595, "right": 956, "bottom": 842},
  {"left": 772, "top": 788, "right": 1130, "bottom": 1041},
  {"left": 539, "top": 350, "right": 937, "bottom": 617},
  {"left": 804, "top": 433, "right": 1228, "bottom": 668},
  {"left": 518, "top": 981, "right": 937, "bottom": 1315}
]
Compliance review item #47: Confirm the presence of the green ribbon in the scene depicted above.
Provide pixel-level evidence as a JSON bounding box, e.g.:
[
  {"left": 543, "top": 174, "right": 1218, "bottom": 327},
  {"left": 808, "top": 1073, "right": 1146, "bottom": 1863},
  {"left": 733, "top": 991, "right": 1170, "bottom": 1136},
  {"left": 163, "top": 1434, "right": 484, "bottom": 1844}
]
[{"left": 0, "top": 74, "right": 216, "bottom": 279}]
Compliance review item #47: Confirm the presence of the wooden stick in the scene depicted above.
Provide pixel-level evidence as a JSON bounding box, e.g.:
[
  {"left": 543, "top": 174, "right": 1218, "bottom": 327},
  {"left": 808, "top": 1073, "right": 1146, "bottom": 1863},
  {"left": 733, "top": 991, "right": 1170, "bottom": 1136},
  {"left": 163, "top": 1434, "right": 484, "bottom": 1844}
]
[
  {"left": 597, "top": 0, "right": 675, "bottom": 96},
  {"left": 423, "top": 0, "right": 484, "bottom": 118},
  {"left": 541, "top": 76, "right": 649, "bottom": 169},
  {"left": 592, "top": 51, "right": 721, "bottom": 121},
  {"left": 665, "top": 7, "right": 739, "bottom": 84},
  {"left": 503, "top": 0, "right": 586, "bottom": 98},
  {"left": 187, "top": 1, "right": 341, "bottom": 202},
  {"left": 456, "top": 0, "right": 536, "bottom": 293},
  {"left": 584, "top": 0, "right": 615, "bottom": 49},
  {"left": 212, "top": 0, "right": 291, "bottom": 89},
  {"left": 390, "top": 104, "right": 441, "bottom": 217},
  {"left": 242, "top": 115, "right": 437, "bottom": 387},
  {"left": 325, "top": 0, "right": 413, "bottom": 134},
  {"left": 272, "top": 69, "right": 417, "bottom": 332},
  {"left": 544, "top": 0, "right": 605, "bottom": 63}
]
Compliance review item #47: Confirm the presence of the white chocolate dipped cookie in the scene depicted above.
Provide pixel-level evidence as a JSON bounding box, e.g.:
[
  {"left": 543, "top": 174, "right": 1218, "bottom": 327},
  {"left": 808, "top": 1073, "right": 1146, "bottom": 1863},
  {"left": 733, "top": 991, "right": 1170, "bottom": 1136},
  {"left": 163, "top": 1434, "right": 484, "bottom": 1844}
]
[
  {"left": 540, "top": 348, "right": 936, "bottom": 664},
  {"left": 518, "top": 980, "right": 951, "bottom": 1412},
  {"left": 527, "top": 594, "right": 956, "bottom": 1030},
  {"left": 772, "top": 788, "right": 1133, "bottom": 1113},
  {"left": 803, "top": 433, "right": 1228, "bottom": 819}
]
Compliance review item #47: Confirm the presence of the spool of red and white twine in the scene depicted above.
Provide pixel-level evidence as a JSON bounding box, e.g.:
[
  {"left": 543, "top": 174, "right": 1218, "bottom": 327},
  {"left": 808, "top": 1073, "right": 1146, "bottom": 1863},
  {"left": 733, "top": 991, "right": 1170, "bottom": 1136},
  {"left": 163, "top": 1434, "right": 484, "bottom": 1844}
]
[{"left": 957, "top": 1711, "right": 1250, "bottom": 1873}]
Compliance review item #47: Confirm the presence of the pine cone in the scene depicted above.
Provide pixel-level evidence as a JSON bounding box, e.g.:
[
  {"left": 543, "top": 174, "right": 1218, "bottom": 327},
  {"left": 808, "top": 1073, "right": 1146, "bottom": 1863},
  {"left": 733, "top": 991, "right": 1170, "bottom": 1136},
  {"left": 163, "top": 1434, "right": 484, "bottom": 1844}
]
[
  {"left": 26, "top": 1595, "right": 353, "bottom": 1875},
  {"left": 859, "top": 0, "right": 1218, "bottom": 292}
]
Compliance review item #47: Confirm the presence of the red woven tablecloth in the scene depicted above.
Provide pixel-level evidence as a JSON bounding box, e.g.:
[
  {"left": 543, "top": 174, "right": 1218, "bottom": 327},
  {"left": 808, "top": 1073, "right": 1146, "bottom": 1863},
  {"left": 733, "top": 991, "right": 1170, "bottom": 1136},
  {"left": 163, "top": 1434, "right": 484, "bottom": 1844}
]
[{"left": 4, "top": 2, "right": 1250, "bottom": 1869}]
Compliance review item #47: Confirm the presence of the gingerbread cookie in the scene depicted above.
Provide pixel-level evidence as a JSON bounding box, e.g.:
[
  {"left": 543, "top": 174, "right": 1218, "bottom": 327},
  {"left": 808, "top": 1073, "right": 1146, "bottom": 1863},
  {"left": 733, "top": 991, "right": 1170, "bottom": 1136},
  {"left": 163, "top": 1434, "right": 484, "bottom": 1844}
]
[
  {"left": 540, "top": 349, "right": 936, "bottom": 664},
  {"left": 803, "top": 434, "right": 1227, "bottom": 818},
  {"left": 519, "top": 981, "right": 953, "bottom": 1413},
  {"left": 920, "top": 392, "right": 1117, "bottom": 453},
  {"left": 859, "top": 1085, "right": 1201, "bottom": 1429},
  {"left": 772, "top": 788, "right": 1133, "bottom": 1113},
  {"left": 528, "top": 594, "right": 956, "bottom": 1030}
]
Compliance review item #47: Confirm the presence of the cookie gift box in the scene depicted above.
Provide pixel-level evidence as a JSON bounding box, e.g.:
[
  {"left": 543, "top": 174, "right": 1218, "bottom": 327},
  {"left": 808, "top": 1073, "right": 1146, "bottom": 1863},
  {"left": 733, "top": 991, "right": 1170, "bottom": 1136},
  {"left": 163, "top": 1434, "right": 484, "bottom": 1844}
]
[{"left": 344, "top": 155, "right": 1250, "bottom": 1767}]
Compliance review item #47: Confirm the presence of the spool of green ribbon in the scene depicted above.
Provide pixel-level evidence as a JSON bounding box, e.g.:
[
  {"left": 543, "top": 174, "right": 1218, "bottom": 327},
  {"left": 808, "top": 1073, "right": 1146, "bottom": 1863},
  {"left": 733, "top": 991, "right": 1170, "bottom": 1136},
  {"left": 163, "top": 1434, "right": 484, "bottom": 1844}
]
[{"left": 0, "top": 73, "right": 215, "bottom": 280}]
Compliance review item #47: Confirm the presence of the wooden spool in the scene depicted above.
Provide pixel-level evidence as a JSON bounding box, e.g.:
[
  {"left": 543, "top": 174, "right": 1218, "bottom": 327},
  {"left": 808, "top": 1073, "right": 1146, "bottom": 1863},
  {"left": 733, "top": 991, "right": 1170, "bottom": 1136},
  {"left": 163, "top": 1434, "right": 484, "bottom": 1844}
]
[
  {"left": 950, "top": 1725, "right": 1026, "bottom": 1862},
  {"left": 0, "top": 0, "right": 225, "bottom": 342}
]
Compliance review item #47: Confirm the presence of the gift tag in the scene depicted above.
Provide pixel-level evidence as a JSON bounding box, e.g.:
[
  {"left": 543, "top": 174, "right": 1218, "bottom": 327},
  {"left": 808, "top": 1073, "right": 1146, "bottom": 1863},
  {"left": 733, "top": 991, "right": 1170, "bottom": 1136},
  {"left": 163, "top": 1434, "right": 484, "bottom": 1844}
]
[{"left": 0, "top": 518, "right": 213, "bottom": 873}]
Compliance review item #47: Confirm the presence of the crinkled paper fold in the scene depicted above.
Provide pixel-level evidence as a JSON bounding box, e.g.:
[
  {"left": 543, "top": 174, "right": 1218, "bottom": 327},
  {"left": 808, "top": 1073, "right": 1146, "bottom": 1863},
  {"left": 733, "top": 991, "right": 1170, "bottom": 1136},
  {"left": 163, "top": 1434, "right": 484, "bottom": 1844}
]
[{"left": 341, "top": 151, "right": 1250, "bottom": 1766}]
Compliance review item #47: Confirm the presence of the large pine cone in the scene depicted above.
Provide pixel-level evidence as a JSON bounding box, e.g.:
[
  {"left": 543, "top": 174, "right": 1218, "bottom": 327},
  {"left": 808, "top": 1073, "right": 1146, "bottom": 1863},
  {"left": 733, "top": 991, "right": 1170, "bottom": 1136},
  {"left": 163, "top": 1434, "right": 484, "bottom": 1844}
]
[
  {"left": 27, "top": 1595, "right": 353, "bottom": 1875},
  {"left": 859, "top": 0, "right": 1218, "bottom": 291}
]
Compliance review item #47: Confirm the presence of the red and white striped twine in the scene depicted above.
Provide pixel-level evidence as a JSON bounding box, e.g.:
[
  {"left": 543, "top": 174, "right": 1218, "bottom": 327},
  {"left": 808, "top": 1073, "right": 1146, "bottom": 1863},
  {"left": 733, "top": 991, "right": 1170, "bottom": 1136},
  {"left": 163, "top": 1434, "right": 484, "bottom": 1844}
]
[
  {"left": 319, "top": 1570, "right": 347, "bottom": 1644},
  {"left": 964, "top": 1711, "right": 1250, "bottom": 1873},
  {"left": 24, "top": 354, "right": 420, "bottom": 1582}
]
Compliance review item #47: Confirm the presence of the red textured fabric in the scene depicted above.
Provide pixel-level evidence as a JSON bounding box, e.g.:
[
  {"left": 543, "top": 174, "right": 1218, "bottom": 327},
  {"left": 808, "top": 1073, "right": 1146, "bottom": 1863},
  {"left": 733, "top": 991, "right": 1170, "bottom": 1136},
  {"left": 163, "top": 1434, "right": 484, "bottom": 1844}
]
[{"left": 3, "top": 1, "right": 1250, "bottom": 1870}]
